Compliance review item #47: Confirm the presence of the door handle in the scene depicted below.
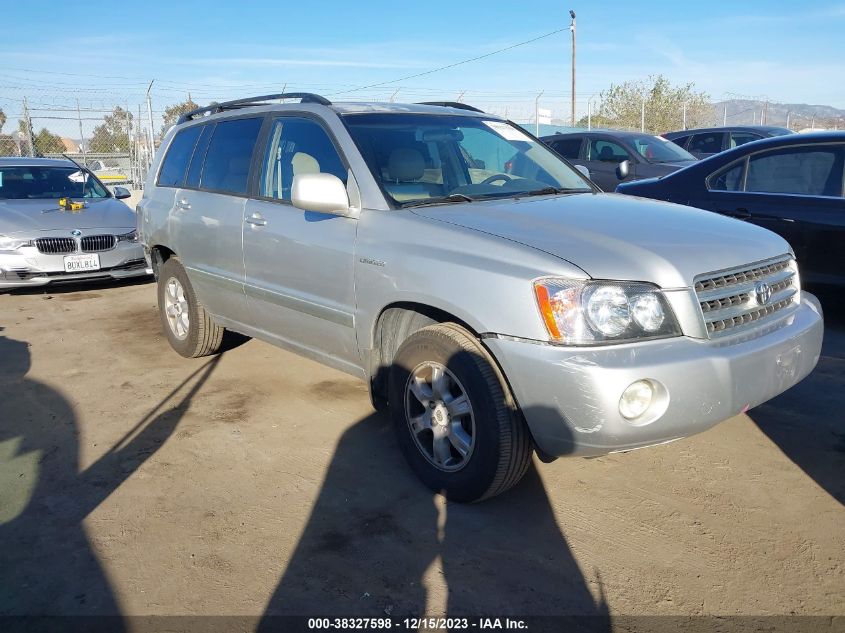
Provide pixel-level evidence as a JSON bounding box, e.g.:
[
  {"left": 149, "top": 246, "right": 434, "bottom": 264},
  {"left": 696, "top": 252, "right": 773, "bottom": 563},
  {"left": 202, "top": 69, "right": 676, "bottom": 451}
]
[
  {"left": 245, "top": 213, "right": 267, "bottom": 227},
  {"left": 175, "top": 198, "right": 191, "bottom": 210},
  {"left": 720, "top": 207, "right": 750, "bottom": 219}
]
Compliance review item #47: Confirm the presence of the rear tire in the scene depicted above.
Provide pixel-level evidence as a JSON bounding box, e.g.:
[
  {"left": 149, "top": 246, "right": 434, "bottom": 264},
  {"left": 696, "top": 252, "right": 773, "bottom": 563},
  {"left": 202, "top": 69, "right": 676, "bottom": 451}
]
[
  {"left": 388, "top": 323, "right": 533, "bottom": 502},
  {"left": 157, "top": 257, "right": 224, "bottom": 358}
]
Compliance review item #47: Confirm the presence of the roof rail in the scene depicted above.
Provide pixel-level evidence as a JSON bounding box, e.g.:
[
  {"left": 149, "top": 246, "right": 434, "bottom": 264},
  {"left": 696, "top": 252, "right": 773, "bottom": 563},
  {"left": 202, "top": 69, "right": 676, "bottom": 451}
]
[
  {"left": 177, "top": 93, "right": 332, "bottom": 124},
  {"left": 416, "top": 101, "right": 485, "bottom": 113}
]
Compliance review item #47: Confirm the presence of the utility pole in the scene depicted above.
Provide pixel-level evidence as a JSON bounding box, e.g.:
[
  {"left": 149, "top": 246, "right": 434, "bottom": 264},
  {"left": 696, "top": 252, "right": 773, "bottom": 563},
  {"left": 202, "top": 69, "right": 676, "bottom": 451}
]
[
  {"left": 569, "top": 9, "right": 576, "bottom": 127},
  {"left": 535, "top": 91, "right": 544, "bottom": 136},
  {"left": 640, "top": 96, "right": 645, "bottom": 132},
  {"left": 22, "top": 97, "right": 35, "bottom": 157},
  {"left": 456, "top": 90, "right": 466, "bottom": 103},
  {"left": 146, "top": 80, "right": 156, "bottom": 161},
  {"left": 723, "top": 105, "right": 727, "bottom": 125},
  {"left": 682, "top": 102, "right": 687, "bottom": 130},
  {"left": 76, "top": 99, "right": 87, "bottom": 162},
  {"left": 389, "top": 89, "right": 400, "bottom": 103},
  {"left": 786, "top": 111, "right": 791, "bottom": 130},
  {"left": 763, "top": 101, "right": 768, "bottom": 125}
]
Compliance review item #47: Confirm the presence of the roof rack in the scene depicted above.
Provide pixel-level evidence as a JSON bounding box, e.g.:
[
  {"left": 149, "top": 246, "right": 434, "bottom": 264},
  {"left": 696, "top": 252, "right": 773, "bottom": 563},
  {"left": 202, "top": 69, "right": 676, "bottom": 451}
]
[
  {"left": 416, "top": 101, "right": 485, "bottom": 113},
  {"left": 177, "top": 93, "right": 332, "bottom": 123}
]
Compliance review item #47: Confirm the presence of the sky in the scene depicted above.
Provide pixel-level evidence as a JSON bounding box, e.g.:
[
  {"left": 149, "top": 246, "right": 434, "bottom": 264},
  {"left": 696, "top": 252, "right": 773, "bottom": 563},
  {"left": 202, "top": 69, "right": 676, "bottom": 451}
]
[{"left": 0, "top": 0, "right": 843, "bottom": 133}]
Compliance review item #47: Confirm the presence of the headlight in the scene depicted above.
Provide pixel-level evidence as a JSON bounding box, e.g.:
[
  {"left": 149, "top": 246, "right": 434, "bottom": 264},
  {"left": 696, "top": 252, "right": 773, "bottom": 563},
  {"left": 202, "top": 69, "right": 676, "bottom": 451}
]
[
  {"left": 0, "top": 235, "right": 33, "bottom": 251},
  {"left": 117, "top": 230, "right": 138, "bottom": 243},
  {"left": 534, "top": 278, "right": 681, "bottom": 345}
]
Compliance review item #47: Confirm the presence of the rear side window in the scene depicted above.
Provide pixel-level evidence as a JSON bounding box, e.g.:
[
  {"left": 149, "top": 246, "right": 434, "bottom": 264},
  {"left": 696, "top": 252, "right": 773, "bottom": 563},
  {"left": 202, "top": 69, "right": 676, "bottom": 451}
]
[
  {"left": 200, "top": 118, "right": 263, "bottom": 195},
  {"left": 550, "top": 138, "right": 582, "bottom": 159},
  {"left": 157, "top": 125, "right": 202, "bottom": 187},
  {"left": 669, "top": 134, "right": 690, "bottom": 149},
  {"left": 745, "top": 146, "right": 844, "bottom": 196},
  {"left": 689, "top": 132, "right": 723, "bottom": 154}
]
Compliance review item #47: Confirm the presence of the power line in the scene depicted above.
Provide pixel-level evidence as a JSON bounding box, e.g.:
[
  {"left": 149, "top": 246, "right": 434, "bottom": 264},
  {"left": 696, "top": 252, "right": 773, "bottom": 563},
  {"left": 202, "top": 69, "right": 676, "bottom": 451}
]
[{"left": 331, "top": 27, "right": 570, "bottom": 96}]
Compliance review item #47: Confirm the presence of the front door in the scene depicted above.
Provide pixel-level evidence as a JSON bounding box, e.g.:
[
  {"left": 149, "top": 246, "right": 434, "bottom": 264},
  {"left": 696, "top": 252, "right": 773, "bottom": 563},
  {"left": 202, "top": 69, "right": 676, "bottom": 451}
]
[
  {"left": 242, "top": 115, "right": 361, "bottom": 373},
  {"left": 583, "top": 137, "right": 634, "bottom": 191}
]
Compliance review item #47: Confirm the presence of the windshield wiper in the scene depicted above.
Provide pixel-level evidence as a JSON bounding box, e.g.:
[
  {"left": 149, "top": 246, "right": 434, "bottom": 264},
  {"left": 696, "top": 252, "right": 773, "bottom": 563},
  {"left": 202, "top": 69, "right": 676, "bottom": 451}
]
[
  {"left": 518, "top": 187, "right": 589, "bottom": 197},
  {"left": 401, "top": 194, "right": 474, "bottom": 208}
]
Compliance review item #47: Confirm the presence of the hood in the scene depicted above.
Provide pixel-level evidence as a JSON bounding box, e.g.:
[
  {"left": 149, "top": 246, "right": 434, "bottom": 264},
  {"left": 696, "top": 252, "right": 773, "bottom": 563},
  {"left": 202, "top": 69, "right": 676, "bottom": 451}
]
[
  {"left": 0, "top": 198, "right": 135, "bottom": 236},
  {"left": 412, "top": 193, "right": 790, "bottom": 288}
]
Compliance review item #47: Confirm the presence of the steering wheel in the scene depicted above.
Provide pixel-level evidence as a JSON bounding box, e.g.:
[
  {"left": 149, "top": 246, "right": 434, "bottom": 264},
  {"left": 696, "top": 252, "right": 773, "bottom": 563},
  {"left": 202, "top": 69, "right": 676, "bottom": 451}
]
[{"left": 480, "top": 173, "right": 512, "bottom": 185}]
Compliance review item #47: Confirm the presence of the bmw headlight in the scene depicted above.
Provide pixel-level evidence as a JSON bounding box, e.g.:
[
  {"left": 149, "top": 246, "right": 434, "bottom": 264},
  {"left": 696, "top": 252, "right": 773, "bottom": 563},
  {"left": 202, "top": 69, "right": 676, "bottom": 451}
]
[
  {"left": 534, "top": 278, "right": 680, "bottom": 345},
  {"left": 0, "top": 235, "right": 34, "bottom": 251},
  {"left": 117, "top": 230, "right": 138, "bottom": 243}
]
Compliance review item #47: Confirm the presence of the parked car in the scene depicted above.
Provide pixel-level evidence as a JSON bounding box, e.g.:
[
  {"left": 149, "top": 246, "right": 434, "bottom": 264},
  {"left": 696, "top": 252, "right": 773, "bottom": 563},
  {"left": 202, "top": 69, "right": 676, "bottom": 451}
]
[
  {"left": 139, "top": 94, "right": 823, "bottom": 502},
  {"left": 0, "top": 157, "right": 150, "bottom": 290},
  {"left": 616, "top": 131, "right": 845, "bottom": 289},
  {"left": 664, "top": 126, "right": 793, "bottom": 159},
  {"left": 540, "top": 130, "right": 697, "bottom": 191}
]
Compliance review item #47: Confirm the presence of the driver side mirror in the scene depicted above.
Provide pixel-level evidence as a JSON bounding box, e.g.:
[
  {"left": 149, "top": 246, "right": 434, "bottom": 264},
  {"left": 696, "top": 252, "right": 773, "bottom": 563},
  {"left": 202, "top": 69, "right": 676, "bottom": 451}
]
[
  {"left": 574, "top": 165, "right": 591, "bottom": 180},
  {"left": 291, "top": 173, "right": 355, "bottom": 218},
  {"left": 616, "top": 159, "right": 630, "bottom": 180},
  {"left": 112, "top": 186, "right": 131, "bottom": 200}
]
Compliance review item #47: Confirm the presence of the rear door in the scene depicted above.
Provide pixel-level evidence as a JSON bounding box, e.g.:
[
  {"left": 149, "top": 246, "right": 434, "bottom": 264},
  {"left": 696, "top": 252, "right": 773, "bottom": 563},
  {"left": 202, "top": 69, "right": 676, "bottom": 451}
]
[
  {"left": 583, "top": 136, "right": 635, "bottom": 191},
  {"left": 242, "top": 114, "right": 360, "bottom": 372},
  {"left": 175, "top": 116, "right": 264, "bottom": 323}
]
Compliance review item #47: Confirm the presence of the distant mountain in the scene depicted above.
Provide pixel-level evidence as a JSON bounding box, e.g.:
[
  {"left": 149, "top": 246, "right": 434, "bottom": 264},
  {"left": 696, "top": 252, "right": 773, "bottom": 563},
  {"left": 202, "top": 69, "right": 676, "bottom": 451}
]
[{"left": 712, "top": 99, "right": 845, "bottom": 129}]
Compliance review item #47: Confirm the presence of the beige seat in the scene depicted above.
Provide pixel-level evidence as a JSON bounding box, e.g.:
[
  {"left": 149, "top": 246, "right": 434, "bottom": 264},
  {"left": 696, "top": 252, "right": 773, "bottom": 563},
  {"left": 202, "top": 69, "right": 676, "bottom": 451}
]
[{"left": 382, "top": 148, "right": 443, "bottom": 202}]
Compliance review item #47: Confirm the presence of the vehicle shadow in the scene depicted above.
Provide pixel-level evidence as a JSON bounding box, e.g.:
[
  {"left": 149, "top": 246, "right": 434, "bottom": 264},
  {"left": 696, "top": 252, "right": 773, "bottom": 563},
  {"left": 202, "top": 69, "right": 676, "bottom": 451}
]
[
  {"left": 4, "top": 275, "right": 153, "bottom": 296},
  {"left": 0, "top": 331, "right": 221, "bottom": 626},
  {"left": 746, "top": 291, "right": 845, "bottom": 505},
  {"left": 258, "top": 405, "right": 609, "bottom": 632}
]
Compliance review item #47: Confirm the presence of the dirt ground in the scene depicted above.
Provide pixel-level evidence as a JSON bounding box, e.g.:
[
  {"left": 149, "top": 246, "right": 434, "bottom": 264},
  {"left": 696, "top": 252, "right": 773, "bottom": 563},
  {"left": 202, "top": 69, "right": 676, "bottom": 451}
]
[{"left": 0, "top": 278, "right": 842, "bottom": 628}]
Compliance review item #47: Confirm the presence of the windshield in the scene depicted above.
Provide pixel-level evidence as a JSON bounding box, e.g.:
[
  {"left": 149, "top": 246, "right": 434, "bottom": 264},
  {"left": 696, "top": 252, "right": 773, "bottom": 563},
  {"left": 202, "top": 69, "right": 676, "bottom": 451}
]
[
  {"left": 629, "top": 135, "right": 696, "bottom": 163},
  {"left": 342, "top": 113, "right": 593, "bottom": 206},
  {"left": 0, "top": 166, "right": 109, "bottom": 200}
]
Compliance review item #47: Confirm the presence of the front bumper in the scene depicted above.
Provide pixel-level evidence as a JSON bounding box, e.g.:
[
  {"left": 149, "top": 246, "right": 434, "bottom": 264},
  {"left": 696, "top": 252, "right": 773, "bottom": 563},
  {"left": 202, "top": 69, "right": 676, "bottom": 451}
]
[
  {"left": 486, "top": 294, "right": 824, "bottom": 457},
  {"left": 0, "top": 243, "right": 152, "bottom": 289}
]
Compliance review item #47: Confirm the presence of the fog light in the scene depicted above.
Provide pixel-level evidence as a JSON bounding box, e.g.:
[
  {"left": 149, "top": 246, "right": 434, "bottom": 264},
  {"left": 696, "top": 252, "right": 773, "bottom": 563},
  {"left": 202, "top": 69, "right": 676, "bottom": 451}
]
[{"left": 619, "top": 380, "right": 654, "bottom": 419}]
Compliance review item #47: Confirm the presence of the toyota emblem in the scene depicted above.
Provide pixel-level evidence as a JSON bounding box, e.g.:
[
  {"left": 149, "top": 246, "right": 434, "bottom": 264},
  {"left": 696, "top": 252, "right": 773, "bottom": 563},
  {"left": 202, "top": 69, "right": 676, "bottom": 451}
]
[{"left": 755, "top": 281, "right": 772, "bottom": 305}]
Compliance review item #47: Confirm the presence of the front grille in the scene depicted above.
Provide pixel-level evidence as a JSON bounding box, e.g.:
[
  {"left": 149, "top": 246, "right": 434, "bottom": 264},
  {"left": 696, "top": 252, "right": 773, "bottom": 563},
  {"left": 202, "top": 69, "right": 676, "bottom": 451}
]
[
  {"left": 80, "top": 234, "right": 116, "bottom": 252},
  {"left": 35, "top": 237, "right": 76, "bottom": 254},
  {"left": 695, "top": 256, "right": 799, "bottom": 337}
]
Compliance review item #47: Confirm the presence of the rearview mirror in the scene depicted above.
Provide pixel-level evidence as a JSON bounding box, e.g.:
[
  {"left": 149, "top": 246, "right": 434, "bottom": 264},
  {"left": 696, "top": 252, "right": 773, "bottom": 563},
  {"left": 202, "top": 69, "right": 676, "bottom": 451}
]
[
  {"left": 574, "top": 164, "right": 591, "bottom": 180},
  {"left": 113, "top": 186, "right": 131, "bottom": 199},
  {"left": 616, "top": 159, "right": 630, "bottom": 180},
  {"left": 291, "top": 173, "right": 354, "bottom": 217}
]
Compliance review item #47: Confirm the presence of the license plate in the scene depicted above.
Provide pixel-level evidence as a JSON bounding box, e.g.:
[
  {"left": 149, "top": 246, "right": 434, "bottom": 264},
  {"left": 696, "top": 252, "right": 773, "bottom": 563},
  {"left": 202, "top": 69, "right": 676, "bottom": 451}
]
[{"left": 64, "top": 253, "right": 100, "bottom": 272}]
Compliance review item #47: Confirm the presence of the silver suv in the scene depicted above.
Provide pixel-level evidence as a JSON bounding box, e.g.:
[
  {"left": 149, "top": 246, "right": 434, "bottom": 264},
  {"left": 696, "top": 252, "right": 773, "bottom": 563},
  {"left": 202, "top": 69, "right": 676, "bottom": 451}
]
[{"left": 139, "top": 93, "right": 823, "bottom": 502}]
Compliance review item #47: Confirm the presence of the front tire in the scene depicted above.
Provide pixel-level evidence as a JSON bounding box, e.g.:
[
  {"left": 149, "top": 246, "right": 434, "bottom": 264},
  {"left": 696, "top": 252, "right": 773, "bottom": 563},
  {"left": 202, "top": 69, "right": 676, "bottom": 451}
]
[
  {"left": 157, "top": 257, "right": 224, "bottom": 358},
  {"left": 388, "top": 323, "right": 533, "bottom": 502}
]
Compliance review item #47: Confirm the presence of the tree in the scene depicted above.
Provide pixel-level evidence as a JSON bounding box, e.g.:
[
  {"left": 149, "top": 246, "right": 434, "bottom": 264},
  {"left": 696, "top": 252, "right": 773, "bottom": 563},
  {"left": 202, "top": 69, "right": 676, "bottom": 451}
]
[
  {"left": 33, "top": 127, "right": 65, "bottom": 154},
  {"left": 589, "top": 75, "right": 711, "bottom": 134},
  {"left": 161, "top": 97, "right": 199, "bottom": 136},
  {"left": 89, "top": 106, "right": 133, "bottom": 152},
  {"left": 0, "top": 108, "right": 6, "bottom": 134}
]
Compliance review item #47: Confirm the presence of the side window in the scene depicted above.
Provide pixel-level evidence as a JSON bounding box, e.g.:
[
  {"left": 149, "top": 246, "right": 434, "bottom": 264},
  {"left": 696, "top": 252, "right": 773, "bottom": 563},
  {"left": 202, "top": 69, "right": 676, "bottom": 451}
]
[
  {"left": 200, "top": 117, "right": 263, "bottom": 195},
  {"left": 708, "top": 161, "right": 745, "bottom": 192},
  {"left": 689, "top": 132, "right": 723, "bottom": 155},
  {"left": 259, "top": 117, "right": 347, "bottom": 201},
  {"left": 745, "top": 146, "right": 844, "bottom": 196},
  {"left": 587, "top": 139, "right": 628, "bottom": 162},
  {"left": 729, "top": 132, "right": 762, "bottom": 149},
  {"left": 157, "top": 125, "right": 202, "bottom": 187},
  {"left": 550, "top": 138, "right": 582, "bottom": 159},
  {"left": 185, "top": 124, "right": 214, "bottom": 189},
  {"left": 669, "top": 134, "right": 690, "bottom": 149}
]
